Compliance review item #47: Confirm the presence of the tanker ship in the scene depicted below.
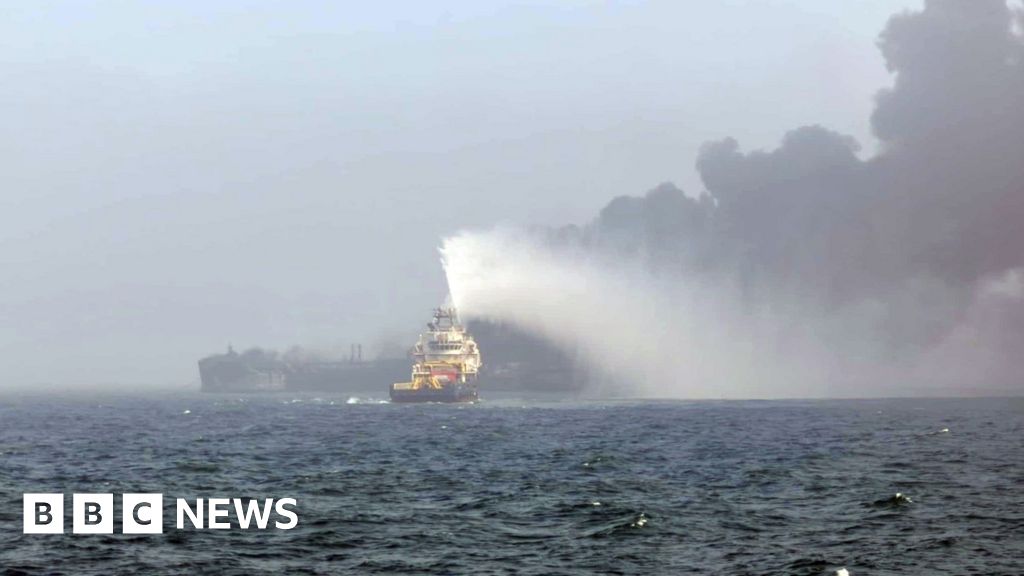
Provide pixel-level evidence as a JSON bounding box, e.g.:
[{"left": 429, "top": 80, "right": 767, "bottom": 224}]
[
  {"left": 198, "top": 345, "right": 408, "bottom": 393},
  {"left": 390, "top": 307, "right": 481, "bottom": 403}
]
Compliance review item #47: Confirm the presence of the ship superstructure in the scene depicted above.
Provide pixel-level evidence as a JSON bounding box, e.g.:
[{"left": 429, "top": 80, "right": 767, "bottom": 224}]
[{"left": 390, "top": 307, "right": 481, "bottom": 402}]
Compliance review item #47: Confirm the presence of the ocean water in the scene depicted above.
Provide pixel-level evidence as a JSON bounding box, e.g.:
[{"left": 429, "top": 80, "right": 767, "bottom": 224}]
[{"left": 0, "top": 393, "right": 1022, "bottom": 575}]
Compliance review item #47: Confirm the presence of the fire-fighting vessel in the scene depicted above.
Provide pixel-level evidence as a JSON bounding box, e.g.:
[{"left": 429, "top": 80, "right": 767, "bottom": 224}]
[{"left": 390, "top": 307, "right": 481, "bottom": 403}]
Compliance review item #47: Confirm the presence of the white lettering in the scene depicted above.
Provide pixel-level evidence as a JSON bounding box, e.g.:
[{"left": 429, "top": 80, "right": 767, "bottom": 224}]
[
  {"left": 233, "top": 498, "right": 274, "bottom": 529},
  {"left": 176, "top": 498, "right": 204, "bottom": 529},
  {"left": 208, "top": 498, "right": 231, "bottom": 529},
  {"left": 274, "top": 498, "right": 298, "bottom": 529}
]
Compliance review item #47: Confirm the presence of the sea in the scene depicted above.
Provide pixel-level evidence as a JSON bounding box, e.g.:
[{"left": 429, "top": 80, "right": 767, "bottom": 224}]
[{"left": 0, "top": 392, "right": 1022, "bottom": 575}]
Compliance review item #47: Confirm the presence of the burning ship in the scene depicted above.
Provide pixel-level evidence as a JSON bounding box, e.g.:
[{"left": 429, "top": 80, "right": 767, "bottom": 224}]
[
  {"left": 198, "top": 344, "right": 408, "bottom": 393},
  {"left": 198, "top": 310, "right": 587, "bottom": 396},
  {"left": 390, "top": 307, "right": 481, "bottom": 403}
]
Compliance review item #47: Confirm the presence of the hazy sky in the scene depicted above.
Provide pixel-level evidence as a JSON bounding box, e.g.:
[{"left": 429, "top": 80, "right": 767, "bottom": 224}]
[{"left": 0, "top": 1, "right": 919, "bottom": 387}]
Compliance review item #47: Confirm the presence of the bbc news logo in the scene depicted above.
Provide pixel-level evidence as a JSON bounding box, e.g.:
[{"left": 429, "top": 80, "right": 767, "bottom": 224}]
[{"left": 23, "top": 494, "right": 298, "bottom": 534}]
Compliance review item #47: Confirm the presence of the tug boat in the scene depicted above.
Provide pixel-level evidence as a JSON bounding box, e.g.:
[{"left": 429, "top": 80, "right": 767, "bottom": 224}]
[{"left": 390, "top": 307, "right": 480, "bottom": 403}]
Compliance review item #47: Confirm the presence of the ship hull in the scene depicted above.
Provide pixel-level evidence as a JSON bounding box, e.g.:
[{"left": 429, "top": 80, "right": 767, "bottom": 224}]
[
  {"left": 198, "top": 353, "right": 408, "bottom": 393},
  {"left": 389, "top": 383, "right": 478, "bottom": 403}
]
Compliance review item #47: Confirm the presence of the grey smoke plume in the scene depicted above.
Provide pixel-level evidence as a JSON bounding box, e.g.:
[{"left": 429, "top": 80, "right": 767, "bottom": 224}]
[{"left": 443, "top": 0, "right": 1024, "bottom": 397}]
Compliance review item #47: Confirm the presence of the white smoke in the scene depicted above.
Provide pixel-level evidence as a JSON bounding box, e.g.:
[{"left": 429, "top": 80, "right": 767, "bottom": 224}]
[
  {"left": 440, "top": 227, "right": 846, "bottom": 399},
  {"left": 441, "top": 229, "right": 1022, "bottom": 399}
]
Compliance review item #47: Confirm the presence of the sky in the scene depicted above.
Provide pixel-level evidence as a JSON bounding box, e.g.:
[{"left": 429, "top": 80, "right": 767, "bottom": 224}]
[{"left": 0, "top": 0, "right": 920, "bottom": 388}]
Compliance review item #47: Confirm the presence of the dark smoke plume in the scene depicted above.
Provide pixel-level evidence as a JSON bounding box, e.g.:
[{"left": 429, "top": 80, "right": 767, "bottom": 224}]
[
  {"left": 446, "top": 1, "right": 1024, "bottom": 396},
  {"left": 597, "top": 0, "right": 1023, "bottom": 357}
]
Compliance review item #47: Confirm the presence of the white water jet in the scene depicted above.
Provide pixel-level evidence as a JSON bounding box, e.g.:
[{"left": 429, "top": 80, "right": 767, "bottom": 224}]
[{"left": 440, "top": 227, "right": 834, "bottom": 398}]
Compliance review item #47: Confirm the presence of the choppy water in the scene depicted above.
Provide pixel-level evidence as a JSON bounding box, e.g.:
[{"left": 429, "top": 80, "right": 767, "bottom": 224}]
[{"left": 1, "top": 393, "right": 1022, "bottom": 575}]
